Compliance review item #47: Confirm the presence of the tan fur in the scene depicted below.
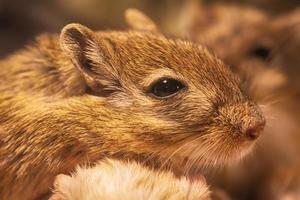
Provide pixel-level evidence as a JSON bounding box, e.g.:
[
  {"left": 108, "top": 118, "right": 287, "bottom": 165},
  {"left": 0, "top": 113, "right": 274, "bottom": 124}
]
[
  {"left": 0, "top": 22, "right": 265, "bottom": 199},
  {"left": 49, "top": 159, "right": 211, "bottom": 200}
]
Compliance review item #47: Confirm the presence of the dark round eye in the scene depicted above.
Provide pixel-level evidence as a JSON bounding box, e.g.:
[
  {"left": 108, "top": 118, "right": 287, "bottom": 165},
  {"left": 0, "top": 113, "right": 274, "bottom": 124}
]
[
  {"left": 149, "top": 78, "right": 186, "bottom": 98},
  {"left": 250, "top": 45, "right": 271, "bottom": 60}
]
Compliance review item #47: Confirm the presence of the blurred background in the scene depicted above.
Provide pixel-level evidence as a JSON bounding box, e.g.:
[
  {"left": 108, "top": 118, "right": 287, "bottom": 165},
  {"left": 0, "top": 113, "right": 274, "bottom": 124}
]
[
  {"left": 0, "top": 0, "right": 299, "bottom": 58},
  {"left": 1, "top": 1, "right": 299, "bottom": 200}
]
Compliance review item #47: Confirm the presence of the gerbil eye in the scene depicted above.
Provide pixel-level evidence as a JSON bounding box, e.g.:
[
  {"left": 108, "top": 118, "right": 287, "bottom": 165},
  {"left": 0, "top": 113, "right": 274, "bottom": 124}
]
[
  {"left": 250, "top": 45, "right": 271, "bottom": 60},
  {"left": 149, "top": 78, "right": 186, "bottom": 98}
]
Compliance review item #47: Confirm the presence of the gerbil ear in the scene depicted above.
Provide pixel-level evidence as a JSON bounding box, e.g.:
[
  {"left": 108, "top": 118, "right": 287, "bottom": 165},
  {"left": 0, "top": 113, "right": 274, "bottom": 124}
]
[
  {"left": 272, "top": 8, "right": 300, "bottom": 40},
  {"left": 178, "top": 0, "right": 208, "bottom": 38},
  {"left": 60, "top": 23, "right": 119, "bottom": 94},
  {"left": 273, "top": 8, "right": 300, "bottom": 28},
  {"left": 125, "top": 8, "right": 159, "bottom": 32}
]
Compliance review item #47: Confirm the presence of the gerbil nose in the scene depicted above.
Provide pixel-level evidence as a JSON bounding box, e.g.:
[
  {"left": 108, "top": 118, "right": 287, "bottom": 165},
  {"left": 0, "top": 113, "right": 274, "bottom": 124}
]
[
  {"left": 218, "top": 102, "right": 266, "bottom": 141},
  {"left": 244, "top": 121, "right": 265, "bottom": 141}
]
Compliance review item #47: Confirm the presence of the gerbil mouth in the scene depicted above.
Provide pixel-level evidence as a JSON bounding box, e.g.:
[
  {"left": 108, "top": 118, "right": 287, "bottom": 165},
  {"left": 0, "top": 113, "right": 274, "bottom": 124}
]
[
  {"left": 159, "top": 131, "right": 259, "bottom": 179},
  {"left": 174, "top": 141, "right": 256, "bottom": 176}
]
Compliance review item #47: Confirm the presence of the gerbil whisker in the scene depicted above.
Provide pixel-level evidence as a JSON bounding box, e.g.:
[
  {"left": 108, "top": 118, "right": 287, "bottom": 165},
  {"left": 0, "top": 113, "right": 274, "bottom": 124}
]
[
  {"left": 159, "top": 135, "right": 206, "bottom": 172},
  {"left": 185, "top": 149, "right": 208, "bottom": 175},
  {"left": 183, "top": 135, "right": 218, "bottom": 175},
  {"left": 141, "top": 149, "right": 164, "bottom": 167},
  {"left": 195, "top": 134, "right": 228, "bottom": 172},
  {"left": 185, "top": 139, "right": 212, "bottom": 174},
  {"left": 257, "top": 94, "right": 284, "bottom": 105},
  {"left": 197, "top": 137, "right": 222, "bottom": 170}
]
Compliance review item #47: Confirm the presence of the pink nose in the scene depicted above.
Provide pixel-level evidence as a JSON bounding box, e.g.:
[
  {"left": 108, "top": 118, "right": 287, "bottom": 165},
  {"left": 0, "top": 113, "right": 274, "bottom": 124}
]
[{"left": 245, "top": 122, "right": 265, "bottom": 141}]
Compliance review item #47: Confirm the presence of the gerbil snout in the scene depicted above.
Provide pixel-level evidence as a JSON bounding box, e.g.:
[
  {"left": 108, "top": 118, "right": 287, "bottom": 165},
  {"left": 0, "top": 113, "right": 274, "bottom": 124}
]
[{"left": 218, "top": 103, "right": 266, "bottom": 142}]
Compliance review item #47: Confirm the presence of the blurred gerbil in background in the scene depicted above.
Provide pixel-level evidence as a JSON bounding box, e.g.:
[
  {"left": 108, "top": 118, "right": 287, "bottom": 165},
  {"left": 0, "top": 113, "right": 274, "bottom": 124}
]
[
  {"left": 0, "top": 0, "right": 299, "bottom": 200},
  {"left": 1, "top": 0, "right": 299, "bottom": 58},
  {"left": 177, "top": 0, "right": 300, "bottom": 199}
]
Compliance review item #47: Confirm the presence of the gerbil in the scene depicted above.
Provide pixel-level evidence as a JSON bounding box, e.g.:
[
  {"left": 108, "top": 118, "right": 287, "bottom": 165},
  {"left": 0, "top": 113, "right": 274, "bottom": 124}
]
[
  {"left": 0, "top": 14, "right": 265, "bottom": 199},
  {"left": 177, "top": 2, "right": 300, "bottom": 199},
  {"left": 179, "top": 1, "right": 300, "bottom": 101},
  {"left": 49, "top": 159, "right": 210, "bottom": 200}
]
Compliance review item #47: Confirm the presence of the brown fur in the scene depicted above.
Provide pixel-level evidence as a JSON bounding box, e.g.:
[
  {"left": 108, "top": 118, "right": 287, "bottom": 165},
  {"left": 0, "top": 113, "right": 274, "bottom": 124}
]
[
  {"left": 0, "top": 22, "right": 265, "bottom": 199},
  {"left": 49, "top": 159, "right": 211, "bottom": 200}
]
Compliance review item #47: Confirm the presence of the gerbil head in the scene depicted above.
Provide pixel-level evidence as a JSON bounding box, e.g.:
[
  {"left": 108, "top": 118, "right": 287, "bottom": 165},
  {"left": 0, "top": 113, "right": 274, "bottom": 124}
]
[
  {"left": 60, "top": 23, "right": 265, "bottom": 172},
  {"left": 178, "top": 3, "right": 300, "bottom": 101}
]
